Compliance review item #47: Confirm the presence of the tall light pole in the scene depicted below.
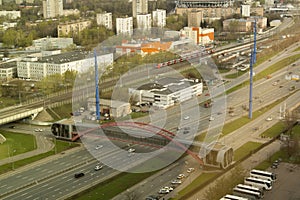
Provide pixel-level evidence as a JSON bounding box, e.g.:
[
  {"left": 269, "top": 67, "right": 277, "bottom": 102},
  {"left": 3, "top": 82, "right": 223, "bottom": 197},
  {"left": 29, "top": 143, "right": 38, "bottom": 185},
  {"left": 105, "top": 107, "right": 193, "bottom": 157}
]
[
  {"left": 249, "top": 19, "right": 257, "bottom": 119},
  {"left": 12, "top": 149, "right": 16, "bottom": 170}
]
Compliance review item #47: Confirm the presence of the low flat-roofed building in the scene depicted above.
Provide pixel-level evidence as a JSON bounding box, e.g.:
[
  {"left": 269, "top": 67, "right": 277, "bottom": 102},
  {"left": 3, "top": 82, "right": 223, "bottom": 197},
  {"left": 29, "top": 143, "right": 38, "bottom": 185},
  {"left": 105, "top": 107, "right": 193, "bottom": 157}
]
[
  {"left": 17, "top": 51, "right": 113, "bottom": 80},
  {"left": 87, "top": 98, "right": 131, "bottom": 118},
  {"left": 129, "top": 77, "right": 203, "bottom": 109},
  {"left": 0, "top": 61, "right": 17, "bottom": 80},
  {"left": 26, "top": 37, "right": 74, "bottom": 51}
]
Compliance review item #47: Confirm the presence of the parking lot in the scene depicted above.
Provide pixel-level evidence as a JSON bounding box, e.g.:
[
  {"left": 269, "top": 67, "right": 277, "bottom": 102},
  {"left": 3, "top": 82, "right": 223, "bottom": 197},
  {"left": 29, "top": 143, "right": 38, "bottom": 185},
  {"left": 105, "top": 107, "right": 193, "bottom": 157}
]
[{"left": 265, "top": 162, "right": 300, "bottom": 200}]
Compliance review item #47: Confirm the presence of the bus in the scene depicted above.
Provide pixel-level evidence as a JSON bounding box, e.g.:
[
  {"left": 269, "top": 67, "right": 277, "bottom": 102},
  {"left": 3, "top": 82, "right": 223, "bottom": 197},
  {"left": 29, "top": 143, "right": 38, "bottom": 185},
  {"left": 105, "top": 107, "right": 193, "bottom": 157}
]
[
  {"left": 220, "top": 194, "right": 249, "bottom": 200},
  {"left": 244, "top": 177, "right": 272, "bottom": 190},
  {"left": 233, "top": 187, "right": 263, "bottom": 200},
  {"left": 250, "top": 169, "right": 277, "bottom": 182},
  {"left": 236, "top": 184, "right": 264, "bottom": 197}
]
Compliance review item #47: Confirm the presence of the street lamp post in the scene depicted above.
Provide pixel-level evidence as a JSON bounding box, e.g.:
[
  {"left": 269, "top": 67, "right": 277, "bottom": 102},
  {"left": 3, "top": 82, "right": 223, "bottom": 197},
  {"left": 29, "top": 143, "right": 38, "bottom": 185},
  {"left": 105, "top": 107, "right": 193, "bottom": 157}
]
[{"left": 12, "top": 149, "right": 16, "bottom": 170}]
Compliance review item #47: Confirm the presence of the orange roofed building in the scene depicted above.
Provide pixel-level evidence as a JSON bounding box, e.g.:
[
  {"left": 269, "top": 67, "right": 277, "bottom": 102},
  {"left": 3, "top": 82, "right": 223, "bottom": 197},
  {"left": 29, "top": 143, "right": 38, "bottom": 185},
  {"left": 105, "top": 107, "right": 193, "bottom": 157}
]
[
  {"left": 180, "top": 27, "right": 214, "bottom": 45},
  {"left": 115, "top": 40, "right": 172, "bottom": 56}
]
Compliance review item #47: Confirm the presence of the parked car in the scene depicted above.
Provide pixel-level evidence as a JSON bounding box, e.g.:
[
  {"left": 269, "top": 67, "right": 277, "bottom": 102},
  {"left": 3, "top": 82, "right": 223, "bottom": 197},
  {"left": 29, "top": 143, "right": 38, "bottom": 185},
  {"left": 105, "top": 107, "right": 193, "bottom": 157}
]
[
  {"left": 177, "top": 174, "right": 186, "bottom": 179},
  {"left": 158, "top": 188, "right": 169, "bottom": 194},
  {"left": 171, "top": 179, "right": 182, "bottom": 184},
  {"left": 94, "top": 165, "right": 103, "bottom": 171},
  {"left": 187, "top": 168, "right": 195, "bottom": 173},
  {"left": 128, "top": 148, "right": 135, "bottom": 153},
  {"left": 95, "top": 145, "right": 103, "bottom": 150}
]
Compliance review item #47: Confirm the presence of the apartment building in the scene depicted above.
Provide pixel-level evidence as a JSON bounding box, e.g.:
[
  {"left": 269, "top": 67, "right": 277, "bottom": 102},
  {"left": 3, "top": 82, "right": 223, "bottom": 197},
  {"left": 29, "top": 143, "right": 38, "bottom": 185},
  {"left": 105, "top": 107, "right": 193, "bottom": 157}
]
[
  {"left": 57, "top": 20, "right": 92, "bottom": 37},
  {"left": 43, "top": 0, "right": 63, "bottom": 19},
  {"left": 223, "top": 19, "right": 252, "bottom": 32},
  {"left": 116, "top": 16, "right": 133, "bottom": 35},
  {"left": 180, "top": 27, "right": 214, "bottom": 45},
  {"left": 241, "top": 4, "right": 251, "bottom": 17},
  {"left": 188, "top": 10, "right": 203, "bottom": 27},
  {"left": 96, "top": 12, "right": 113, "bottom": 30},
  {"left": 137, "top": 13, "right": 152, "bottom": 30},
  {"left": 152, "top": 9, "right": 166, "bottom": 28},
  {"left": 132, "top": 0, "right": 148, "bottom": 18}
]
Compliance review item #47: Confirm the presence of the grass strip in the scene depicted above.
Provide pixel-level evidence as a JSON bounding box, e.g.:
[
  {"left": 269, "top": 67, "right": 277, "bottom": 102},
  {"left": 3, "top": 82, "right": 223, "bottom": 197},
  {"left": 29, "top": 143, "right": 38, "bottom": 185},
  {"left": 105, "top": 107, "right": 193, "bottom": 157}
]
[
  {"left": 233, "top": 141, "right": 263, "bottom": 161},
  {"left": 0, "top": 140, "right": 79, "bottom": 175},
  {"left": 227, "top": 53, "right": 300, "bottom": 94}
]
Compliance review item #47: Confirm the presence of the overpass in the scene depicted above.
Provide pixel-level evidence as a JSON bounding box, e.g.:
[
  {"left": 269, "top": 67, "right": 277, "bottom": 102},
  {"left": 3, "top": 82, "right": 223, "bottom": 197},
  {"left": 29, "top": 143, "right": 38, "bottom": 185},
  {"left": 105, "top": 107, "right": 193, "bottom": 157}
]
[
  {"left": 51, "top": 120, "right": 234, "bottom": 169},
  {"left": 0, "top": 106, "right": 44, "bottom": 126}
]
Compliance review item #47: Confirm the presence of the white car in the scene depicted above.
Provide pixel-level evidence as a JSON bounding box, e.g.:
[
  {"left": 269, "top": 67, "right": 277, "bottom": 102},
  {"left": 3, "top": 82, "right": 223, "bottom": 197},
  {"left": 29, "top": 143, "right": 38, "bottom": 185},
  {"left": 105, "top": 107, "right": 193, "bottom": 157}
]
[
  {"left": 163, "top": 186, "right": 174, "bottom": 191},
  {"left": 187, "top": 168, "right": 195, "bottom": 173},
  {"left": 177, "top": 174, "right": 186, "bottom": 179},
  {"left": 95, "top": 145, "right": 103, "bottom": 150},
  {"left": 128, "top": 148, "right": 135, "bottom": 153},
  {"left": 94, "top": 165, "right": 103, "bottom": 171},
  {"left": 171, "top": 179, "right": 182, "bottom": 184},
  {"left": 34, "top": 128, "right": 43, "bottom": 132},
  {"left": 266, "top": 117, "right": 273, "bottom": 121},
  {"left": 184, "top": 116, "right": 190, "bottom": 120},
  {"left": 158, "top": 188, "right": 169, "bottom": 194},
  {"left": 209, "top": 116, "right": 215, "bottom": 121}
]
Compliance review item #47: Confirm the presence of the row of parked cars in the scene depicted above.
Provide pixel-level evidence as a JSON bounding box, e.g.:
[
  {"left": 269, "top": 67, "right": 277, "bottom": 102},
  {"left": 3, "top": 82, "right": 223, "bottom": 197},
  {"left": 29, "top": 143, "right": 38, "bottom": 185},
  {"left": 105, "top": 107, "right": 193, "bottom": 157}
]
[{"left": 145, "top": 167, "right": 195, "bottom": 200}]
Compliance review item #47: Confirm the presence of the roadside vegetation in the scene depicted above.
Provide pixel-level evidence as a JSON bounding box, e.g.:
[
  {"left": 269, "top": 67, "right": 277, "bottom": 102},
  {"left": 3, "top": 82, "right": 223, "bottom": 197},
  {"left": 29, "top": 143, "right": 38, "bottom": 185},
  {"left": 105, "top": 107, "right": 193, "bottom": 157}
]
[
  {"left": 0, "top": 140, "right": 79, "bottom": 175},
  {"left": 226, "top": 53, "right": 300, "bottom": 94},
  {"left": 0, "top": 131, "right": 36, "bottom": 160}
]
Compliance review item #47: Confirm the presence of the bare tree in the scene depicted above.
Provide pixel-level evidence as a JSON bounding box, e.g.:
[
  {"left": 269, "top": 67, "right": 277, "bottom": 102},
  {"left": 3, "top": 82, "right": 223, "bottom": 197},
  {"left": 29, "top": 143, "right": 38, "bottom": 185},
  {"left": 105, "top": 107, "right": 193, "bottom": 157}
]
[{"left": 124, "top": 189, "right": 139, "bottom": 200}]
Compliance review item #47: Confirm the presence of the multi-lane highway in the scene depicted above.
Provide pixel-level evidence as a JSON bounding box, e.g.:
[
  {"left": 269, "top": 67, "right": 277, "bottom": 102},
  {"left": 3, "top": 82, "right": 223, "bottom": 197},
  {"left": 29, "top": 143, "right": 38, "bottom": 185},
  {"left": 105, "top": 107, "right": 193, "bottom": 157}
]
[{"left": 0, "top": 37, "right": 299, "bottom": 200}]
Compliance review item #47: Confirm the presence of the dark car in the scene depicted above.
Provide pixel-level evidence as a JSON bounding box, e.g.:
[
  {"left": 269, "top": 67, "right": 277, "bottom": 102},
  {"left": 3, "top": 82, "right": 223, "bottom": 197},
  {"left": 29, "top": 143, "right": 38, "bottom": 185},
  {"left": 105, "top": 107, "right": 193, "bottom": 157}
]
[
  {"left": 145, "top": 195, "right": 159, "bottom": 200},
  {"left": 74, "top": 172, "right": 85, "bottom": 178},
  {"left": 9, "top": 125, "right": 15, "bottom": 129}
]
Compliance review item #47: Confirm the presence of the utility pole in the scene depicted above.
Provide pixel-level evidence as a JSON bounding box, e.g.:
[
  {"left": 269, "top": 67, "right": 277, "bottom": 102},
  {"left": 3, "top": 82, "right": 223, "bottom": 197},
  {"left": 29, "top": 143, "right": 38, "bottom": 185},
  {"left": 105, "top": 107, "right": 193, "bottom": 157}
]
[
  {"left": 94, "top": 50, "right": 101, "bottom": 121},
  {"left": 248, "top": 20, "right": 257, "bottom": 119}
]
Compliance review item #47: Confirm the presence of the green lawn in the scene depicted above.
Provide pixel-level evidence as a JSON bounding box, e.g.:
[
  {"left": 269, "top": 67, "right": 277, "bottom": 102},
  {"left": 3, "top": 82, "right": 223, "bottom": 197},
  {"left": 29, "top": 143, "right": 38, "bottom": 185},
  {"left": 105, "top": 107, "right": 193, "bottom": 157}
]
[
  {"left": 70, "top": 171, "right": 157, "bottom": 200},
  {"left": 222, "top": 93, "right": 292, "bottom": 136},
  {"left": 234, "top": 141, "right": 263, "bottom": 161},
  {"left": 50, "top": 103, "right": 73, "bottom": 119},
  {"left": 226, "top": 53, "right": 300, "bottom": 94},
  {"left": 0, "top": 140, "right": 79, "bottom": 174},
  {"left": 0, "top": 131, "right": 36, "bottom": 160},
  {"left": 255, "top": 150, "right": 290, "bottom": 170},
  {"left": 225, "top": 70, "right": 247, "bottom": 79},
  {"left": 173, "top": 172, "right": 220, "bottom": 200},
  {"left": 260, "top": 122, "right": 285, "bottom": 138},
  {"left": 0, "top": 97, "right": 19, "bottom": 109}
]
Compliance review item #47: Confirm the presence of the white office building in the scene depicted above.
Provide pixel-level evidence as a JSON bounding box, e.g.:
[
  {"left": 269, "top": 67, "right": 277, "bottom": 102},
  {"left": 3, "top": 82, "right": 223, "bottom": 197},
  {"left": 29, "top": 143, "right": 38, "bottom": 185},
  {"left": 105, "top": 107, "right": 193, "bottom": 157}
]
[
  {"left": 129, "top": 77, "right": 203, "bottom": 109},
  {"left": 43, "top": 0, "right": 63, "bottom": 19},
  {"left": 116, "top": 17, "right": 133, "bottom": 35},
  {"left": 27, "top": 37, "right": 74, "bottom": 51},
  {"left": 137, "top": 14, "right": 152, "bottom": 30},
  {"left": 0, "top": 62, "right": 17, "bottom": 80},
  {"left": 152, "top": 9, "right": 166, "bottom": 28},
  {"left": 17, "top": 51, "right": 113, "bottom": 80},
  {"left": 96, "top": 12, "right": 113, "bottom": 30}
]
